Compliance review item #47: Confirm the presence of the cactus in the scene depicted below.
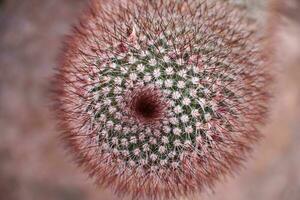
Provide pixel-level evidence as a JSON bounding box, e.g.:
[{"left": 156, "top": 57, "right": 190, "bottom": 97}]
[{"left": 54, "top": 0, "right": 271, "bottom": 199}]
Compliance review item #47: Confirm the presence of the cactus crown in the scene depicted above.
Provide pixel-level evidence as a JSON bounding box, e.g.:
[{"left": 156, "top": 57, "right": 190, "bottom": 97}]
[{"left": 55, "top": 0, "right": 270, "bottom": 199}]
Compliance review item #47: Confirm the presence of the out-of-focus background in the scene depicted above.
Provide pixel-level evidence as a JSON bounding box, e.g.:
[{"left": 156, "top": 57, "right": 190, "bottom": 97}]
[{"left": 0, "top": 0, "right": 299, "bottom": 200}]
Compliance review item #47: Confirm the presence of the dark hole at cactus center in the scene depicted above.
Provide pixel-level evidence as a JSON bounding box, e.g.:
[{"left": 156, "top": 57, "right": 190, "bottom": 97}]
[
  {"left": 136, "top": 98, "right": 157, "bottom": 119},
  {"left": 132, "top": 92, "right": 164, "bottom": 122}
]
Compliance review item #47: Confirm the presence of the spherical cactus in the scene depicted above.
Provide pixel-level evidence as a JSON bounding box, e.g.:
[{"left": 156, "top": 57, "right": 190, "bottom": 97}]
[{"left": 54, "top": 0, "right": 271, "bottom": 199}]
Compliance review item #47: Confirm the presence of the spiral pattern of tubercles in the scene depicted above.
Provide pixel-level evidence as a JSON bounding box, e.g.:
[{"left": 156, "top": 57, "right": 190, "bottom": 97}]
[{"left": 55, "top": 0, "right": 270, "bottom": 199}]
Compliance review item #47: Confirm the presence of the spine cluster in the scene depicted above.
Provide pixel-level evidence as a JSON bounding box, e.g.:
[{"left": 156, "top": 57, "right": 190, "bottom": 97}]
[{"left": 54, "top": 0, "right": 271, "bottom": 199}]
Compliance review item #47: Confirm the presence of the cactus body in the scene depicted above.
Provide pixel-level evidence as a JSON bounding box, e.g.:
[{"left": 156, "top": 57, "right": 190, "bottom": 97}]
[{"left": 54, "top": 0, "right": 270, "bottom": 199}]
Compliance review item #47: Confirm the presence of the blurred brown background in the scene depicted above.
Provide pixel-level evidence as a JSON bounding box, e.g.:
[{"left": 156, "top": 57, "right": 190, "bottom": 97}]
[{"left": 0, "top": 0, "right": 299, "bottom": 200}]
